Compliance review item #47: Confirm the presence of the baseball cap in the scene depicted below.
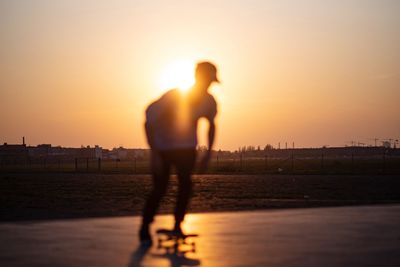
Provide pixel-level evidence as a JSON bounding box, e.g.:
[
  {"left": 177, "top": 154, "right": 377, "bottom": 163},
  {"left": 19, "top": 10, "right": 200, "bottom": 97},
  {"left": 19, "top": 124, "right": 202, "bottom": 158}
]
[{"left": 196, "top": 61, "right": 220, "bottom": 83}]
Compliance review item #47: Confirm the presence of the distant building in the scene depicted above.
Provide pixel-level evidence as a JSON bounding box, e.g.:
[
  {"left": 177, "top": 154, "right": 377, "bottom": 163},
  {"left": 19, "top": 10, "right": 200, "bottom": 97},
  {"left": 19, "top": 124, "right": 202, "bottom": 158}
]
[
  {"left": 109, "top": 147, "right": 128, "bottom": 160},
  {"left": 79, "top": 145, "right": 103, "bottom": 159},
  {"left": 95, "top": 145, "right": 102, "bottom": 159},
  {"left": 382, "top": 141, "right": 391, "bottom": 149},
  {"left": 28, "top": 144, "right": 51, "bottom": 158},
  {"left": 131, "top": 149, "right": 147, "bottom": 160},
  {"left": 0, "top": 143, "right": 28, "bottom": 163},
  {"left": 27, "top": 144, "right": 103, "bottom": 160},
  {"left": 102, "top": 147, "right": 148, "bottom": 160}
]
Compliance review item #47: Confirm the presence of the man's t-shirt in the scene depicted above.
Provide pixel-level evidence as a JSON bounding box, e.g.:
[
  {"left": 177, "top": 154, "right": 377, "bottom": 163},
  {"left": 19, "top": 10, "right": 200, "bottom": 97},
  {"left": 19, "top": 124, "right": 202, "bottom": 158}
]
[{"left": 145, "top": 89, "right": 217, "bottom": 150}]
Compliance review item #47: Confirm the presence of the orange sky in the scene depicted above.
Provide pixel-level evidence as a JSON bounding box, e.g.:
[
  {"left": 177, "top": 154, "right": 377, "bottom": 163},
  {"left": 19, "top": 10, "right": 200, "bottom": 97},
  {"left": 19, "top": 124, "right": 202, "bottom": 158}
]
[{"left": 1, "top": 0, "right": 399, "bottom": 150}]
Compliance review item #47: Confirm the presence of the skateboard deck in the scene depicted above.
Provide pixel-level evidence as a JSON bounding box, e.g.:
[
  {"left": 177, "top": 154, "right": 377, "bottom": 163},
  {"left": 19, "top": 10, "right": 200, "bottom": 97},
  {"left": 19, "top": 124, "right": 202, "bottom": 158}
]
[
  {"left": 156, "top": 229, "right": 198, "bottom": 239},
  {"left": 156, "top": 229, "right": 198, "bottom": 252}
]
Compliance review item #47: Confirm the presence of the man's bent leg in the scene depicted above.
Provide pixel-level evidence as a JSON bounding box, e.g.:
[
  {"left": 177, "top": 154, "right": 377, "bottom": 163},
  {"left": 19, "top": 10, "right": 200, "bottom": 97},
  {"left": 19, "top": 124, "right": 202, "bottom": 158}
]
[
  {"left": 141, "top": 151, "right": 170, "bottom": 241},
  {"left": 173, "top": 149, "right": 196, "bottom": 230}
]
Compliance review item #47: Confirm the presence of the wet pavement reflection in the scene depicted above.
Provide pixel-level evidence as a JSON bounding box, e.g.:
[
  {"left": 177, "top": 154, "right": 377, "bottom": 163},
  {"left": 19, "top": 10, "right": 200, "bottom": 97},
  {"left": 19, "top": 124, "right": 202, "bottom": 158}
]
[{"left": 1, "top": 205, "right": 399, "bottom": 267}]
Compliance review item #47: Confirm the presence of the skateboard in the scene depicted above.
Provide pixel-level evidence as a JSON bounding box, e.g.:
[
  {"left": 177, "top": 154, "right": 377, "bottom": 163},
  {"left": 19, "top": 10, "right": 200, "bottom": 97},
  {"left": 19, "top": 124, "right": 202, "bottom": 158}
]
[{"left": 156, "top": 229, "right": 198, "bottom": 253}]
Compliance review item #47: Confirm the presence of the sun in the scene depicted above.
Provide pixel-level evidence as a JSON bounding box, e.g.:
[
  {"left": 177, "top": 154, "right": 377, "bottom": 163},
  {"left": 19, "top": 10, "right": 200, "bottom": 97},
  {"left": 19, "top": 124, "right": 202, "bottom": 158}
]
[{"left": 158, "top": 60, "right": 195, "bottom": 92}]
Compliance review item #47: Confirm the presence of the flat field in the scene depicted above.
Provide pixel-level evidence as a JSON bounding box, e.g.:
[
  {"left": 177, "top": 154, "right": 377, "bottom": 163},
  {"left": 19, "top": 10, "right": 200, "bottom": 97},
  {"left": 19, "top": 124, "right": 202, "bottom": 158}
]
[{"left": 1, "top": 173, "right": 399, "bottom": 221}]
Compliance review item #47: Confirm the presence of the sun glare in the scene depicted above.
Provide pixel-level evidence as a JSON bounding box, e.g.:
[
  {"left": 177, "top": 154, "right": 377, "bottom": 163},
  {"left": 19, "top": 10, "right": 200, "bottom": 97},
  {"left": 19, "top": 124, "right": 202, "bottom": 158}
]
[{"left": 159, "top": 60, "right": 195, "bottom": 92}]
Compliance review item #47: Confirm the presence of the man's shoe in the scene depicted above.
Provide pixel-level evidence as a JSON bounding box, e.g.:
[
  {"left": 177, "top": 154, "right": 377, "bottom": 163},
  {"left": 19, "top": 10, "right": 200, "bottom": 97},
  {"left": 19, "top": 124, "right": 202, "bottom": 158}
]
[
  {"left": 139, "top": 226, "right": 152, "bottom": 246},
  {"left": 172, "top": 226, "right": 184, "bottom": 237}
]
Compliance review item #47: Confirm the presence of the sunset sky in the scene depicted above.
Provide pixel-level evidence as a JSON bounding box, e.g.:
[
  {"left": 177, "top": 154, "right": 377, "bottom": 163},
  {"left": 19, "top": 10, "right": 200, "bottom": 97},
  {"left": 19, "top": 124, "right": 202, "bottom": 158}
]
[{"left": 1, "top": 0, "right": 399, "bottom": 150}]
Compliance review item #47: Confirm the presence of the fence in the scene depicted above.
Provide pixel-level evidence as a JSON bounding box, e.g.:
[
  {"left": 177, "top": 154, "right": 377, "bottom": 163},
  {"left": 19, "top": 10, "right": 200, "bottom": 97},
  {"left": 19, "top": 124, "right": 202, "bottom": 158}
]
[
  {"left": 1, "top": 151, "right": 399, "bottom": 174},
  {"left": 207, "top": 152, "right": 400, "bottom": 174},
  {"left": 0, "top": 157, "right": 146, "bottom": 174}
]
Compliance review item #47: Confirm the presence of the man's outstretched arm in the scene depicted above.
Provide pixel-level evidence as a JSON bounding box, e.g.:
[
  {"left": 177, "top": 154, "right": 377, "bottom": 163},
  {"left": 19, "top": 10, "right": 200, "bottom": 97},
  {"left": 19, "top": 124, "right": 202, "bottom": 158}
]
[
  {"left": 199, "top": 119, "right": 216, "bottom": 173},
  {"left": 207, "top": 119, "right": 216, "bottom": 154},
  {"left": 145, "top": 121, "right": 155, "bottom": 149}
]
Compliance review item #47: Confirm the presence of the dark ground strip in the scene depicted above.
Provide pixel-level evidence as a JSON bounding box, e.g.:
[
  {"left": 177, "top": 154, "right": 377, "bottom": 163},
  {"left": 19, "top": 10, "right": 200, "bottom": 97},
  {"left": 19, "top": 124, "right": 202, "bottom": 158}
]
[{"left": 1, "top": 173, "right": 399, "bottom": 221}]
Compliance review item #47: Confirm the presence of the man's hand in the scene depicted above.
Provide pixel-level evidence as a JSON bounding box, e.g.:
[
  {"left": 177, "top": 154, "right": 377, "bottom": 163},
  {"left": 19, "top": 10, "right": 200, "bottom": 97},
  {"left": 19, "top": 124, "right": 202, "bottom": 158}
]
[{"left": 198, "top": 152, "right": 211, "bottom": 174}]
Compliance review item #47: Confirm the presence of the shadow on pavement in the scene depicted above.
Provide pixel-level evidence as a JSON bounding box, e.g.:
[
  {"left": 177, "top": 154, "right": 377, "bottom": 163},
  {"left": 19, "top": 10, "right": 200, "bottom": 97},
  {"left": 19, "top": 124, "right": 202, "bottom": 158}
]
[{"left": 129, "top": 243, "right": 201, "bottom": 267}]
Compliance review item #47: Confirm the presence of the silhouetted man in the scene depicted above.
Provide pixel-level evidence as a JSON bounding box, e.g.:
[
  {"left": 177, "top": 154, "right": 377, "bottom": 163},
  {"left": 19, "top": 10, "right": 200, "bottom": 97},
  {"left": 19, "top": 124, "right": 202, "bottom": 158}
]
[{"left": 140, "top": 61, "right": 219, "bottom": 244}]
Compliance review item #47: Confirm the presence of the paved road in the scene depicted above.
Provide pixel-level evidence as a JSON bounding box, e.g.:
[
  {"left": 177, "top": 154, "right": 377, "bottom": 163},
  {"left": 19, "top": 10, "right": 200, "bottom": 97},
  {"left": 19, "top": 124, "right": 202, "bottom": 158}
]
[{"left": 1, "top": 205, "right": 399, "bottom": 267}]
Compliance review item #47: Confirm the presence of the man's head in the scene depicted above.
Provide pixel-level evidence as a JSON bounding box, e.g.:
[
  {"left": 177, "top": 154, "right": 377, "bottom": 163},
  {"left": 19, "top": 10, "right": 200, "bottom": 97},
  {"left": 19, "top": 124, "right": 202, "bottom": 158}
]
[{"left": 195, "top": 61, "right": 219, "bottom": 88}]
